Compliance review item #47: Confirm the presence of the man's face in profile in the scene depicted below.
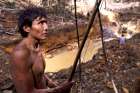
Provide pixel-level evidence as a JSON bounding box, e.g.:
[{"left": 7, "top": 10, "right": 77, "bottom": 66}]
[{"left": 29, "top": 17, "right": 48, "bottom": 40}]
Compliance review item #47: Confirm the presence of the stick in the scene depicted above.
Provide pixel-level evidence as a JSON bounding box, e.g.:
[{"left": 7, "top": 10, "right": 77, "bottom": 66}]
[{"left": 68, "top": 0, "right": 102, "bottom": 82}]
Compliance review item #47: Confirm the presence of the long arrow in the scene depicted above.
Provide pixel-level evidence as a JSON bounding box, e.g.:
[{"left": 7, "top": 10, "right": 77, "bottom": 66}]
[{"left": 69, "top": 0, "right": 102, "bottom": 81}]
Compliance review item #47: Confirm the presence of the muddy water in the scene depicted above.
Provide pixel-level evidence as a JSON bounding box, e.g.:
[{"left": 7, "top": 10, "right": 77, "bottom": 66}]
[
  {"left": 0, "top": 35, "right": 102, "bottom": 73},
  {"left": 1, "top": 38, "right": 102, "bottom": 73},
  {"left": 0, "top": 25, "right": 102, "bottom": 72},
  {"left": 44, "top": 39, "right": 102, "bottom": 72}
]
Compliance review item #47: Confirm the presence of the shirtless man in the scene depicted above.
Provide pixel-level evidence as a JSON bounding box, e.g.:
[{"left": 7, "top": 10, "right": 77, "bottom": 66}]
[{"left": 10, "top": 7, "right": 73, "bottom": 93}]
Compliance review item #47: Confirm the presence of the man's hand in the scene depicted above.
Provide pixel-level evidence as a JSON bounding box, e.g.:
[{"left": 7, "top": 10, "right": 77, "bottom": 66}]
[
  {"left": 57, "top": 81, "right": 74, "bottom": 93},
  {"left": 47, "top": 81, "right": 74, "bottom": 93},
  {"left": 44, "top": 74, "right": 58, "bottom": 88}
]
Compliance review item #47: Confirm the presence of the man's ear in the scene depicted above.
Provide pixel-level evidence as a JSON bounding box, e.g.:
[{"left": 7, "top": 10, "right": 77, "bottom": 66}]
[{"left": 23, "top": 25, "right": 31, "bottom": 33}]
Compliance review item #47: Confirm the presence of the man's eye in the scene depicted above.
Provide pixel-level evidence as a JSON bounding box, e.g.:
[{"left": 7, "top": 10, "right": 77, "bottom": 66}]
[{"left": 40, "top": 21, "right": 47, "bottom": 24}]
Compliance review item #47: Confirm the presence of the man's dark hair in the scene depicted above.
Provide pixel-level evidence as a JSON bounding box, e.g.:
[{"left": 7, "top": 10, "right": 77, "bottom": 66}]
[{"left": 18, "top": 6, "right": 47, "bottom": 37}]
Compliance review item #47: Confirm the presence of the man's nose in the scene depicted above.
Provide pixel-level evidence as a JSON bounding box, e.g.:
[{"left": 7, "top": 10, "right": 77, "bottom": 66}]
[{"left": 43, "top": 23, "right": 48, "bottom": 31}]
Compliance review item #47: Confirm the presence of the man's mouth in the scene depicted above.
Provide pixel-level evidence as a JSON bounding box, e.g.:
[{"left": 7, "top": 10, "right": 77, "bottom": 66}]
[{"left": 43, "top": 33, "right": 48, "bottom": 36}]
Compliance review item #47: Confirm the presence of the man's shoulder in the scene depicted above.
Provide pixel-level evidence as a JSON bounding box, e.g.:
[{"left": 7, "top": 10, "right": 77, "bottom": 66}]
[{"left": 12, "top": 42, "right": 29, "bottom": 59}]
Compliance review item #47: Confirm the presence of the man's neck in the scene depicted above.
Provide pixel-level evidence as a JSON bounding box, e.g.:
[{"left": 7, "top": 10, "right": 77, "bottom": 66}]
[{"left": 25, "top": 35, "right": 40, "bottom": 50}]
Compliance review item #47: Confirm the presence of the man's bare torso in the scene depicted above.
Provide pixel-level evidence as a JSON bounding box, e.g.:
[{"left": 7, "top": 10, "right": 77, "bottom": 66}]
[{"left": 14, "top": 39, "right": 47, "bottom": 89}]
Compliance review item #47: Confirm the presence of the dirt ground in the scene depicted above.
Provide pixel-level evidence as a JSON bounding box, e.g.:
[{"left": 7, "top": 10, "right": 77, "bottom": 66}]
[
  {"left": 47, "top": 33, "right": 140, "bottom": 93},
  {"left": 1, "top": 34, "right": 140, "bottom": 93}
]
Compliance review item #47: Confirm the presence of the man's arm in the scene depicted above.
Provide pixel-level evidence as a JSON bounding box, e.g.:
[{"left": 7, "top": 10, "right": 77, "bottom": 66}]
[
  {"left": 11, "top": 48, "right": 38, "bottom": 93},
  {"left": 44, "top": 74, "right": 58, "bottom": 88}
]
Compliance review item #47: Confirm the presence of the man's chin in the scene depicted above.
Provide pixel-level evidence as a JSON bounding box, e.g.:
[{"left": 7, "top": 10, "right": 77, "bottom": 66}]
[
  {"left": 40, "top": 38, "right": 47, "bottom": 43},
  {"left": 41, "top": 37, "right": 47, "bottom": 40},
  {"left": 40, "top": 37, "right": 47, "bottom": 42}
]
